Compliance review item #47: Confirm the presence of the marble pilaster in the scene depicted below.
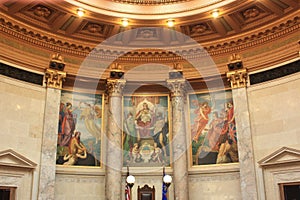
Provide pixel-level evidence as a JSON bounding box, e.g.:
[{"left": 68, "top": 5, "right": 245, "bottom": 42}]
[
  {"left": 167, "top": 79, "right": 189, "bottom": 200},
  {"left": 105, "top": 79, "right": 126, "bottom": 200},
  {"left": 232, "top": 88, "right": 258, "bottom": 200},
  {"left": 37, "top": 88, "right": 61, "bottom": 200}
]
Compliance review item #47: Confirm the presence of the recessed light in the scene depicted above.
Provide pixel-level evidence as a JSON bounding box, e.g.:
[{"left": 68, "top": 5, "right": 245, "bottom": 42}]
[
  {"left": 211, "top": 10, "right": 219, "bottom": 18},
  {"left": 121, "top": 18, "right": 129, "bottom": 27},
  {"left": 167, "top": 19, "right": 175, "bottom": 27},
  {"left": 77, "top": 8, "right": 85, "bottom": 17}
]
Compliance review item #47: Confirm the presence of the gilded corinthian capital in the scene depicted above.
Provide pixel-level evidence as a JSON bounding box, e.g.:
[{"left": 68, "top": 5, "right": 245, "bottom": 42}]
[
  {"left": 166, "top": 79, "right": 187, "bottom": 97},
  {"left": 106, "top": 79, "right": 126, "bottom": 96},
  {"left": 226, "top": 69, "right": 248, "bottom": 89},
  {"left": 44, "top": 68, "right": 66, "bottom": 89}
]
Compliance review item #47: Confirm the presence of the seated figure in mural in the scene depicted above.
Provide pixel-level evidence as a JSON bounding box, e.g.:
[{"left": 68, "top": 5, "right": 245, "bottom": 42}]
[
  {"left": 135, "top": 102, "right": 154, "bottom": 139},
  {"left": 227, "top": 138, "right": 239, "bottom": 162},
  {"left": 132, "top": 143, "right": 144, "bottom": 163},
  {"left": 192, "top": 101, "right": 212, "bottom": 142},
  {"left": 149, "top": 142, "right": 163, "bottom": 163},
  {"left": 217, "top": 138, "right": 232, "bottom": 164},
  {"left": 63, "top": 131, "right": 87, "bottom": 165}
]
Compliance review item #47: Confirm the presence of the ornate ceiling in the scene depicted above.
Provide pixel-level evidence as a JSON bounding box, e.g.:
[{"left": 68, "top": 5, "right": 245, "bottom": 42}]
[{"left": 0, "top": 0, "right": 299, "bottom": 80}]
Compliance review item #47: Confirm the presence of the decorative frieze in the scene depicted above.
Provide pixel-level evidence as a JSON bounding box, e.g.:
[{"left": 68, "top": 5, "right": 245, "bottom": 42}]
[{"left": 44, "top": 68, "right": 66, "bottom": 89}]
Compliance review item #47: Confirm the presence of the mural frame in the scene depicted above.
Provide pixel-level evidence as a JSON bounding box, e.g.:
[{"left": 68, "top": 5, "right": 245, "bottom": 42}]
[
  {"left": 187, "top": 89, "right": 239, "bottom": 167},
  {"left": 56, "top": 89, "right": 104, "bottom": 168},
  {"left": 122, "top": 94, "right": 172, "bottom": 168}
]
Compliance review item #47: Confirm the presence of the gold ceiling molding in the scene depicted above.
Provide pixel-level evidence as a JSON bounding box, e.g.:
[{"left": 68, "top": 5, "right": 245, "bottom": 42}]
[
  {"left": 0, "top": 15, "right": 299, "bottom": 62},
  {"left": 109, "top": 0, "right": 190, "bottom": 5}
]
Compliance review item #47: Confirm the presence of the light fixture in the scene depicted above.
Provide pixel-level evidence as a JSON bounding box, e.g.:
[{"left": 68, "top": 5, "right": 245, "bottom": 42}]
[
  {"left": 211, "top": 10, "right": 219, "bottom": 18},
  {"left": 76, "top": 8, "right": 85, "bottom": 17},
  {"left": 163, "top": 174, "right": 172, "bottom": 187},
  {"left": 121, "top": 18, "right": 129, "bottom": 27},
  {"left": 126, "top": 175, "right": 135, "bottom": 188},
  {"left": 166, "top": 19, "right": 175, "bottom": 27}
]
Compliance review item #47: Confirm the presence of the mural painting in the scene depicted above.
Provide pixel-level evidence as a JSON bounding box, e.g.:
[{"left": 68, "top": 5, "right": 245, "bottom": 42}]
[
  {"left": 123, "top": 95, "right": 170, "bottom": 167},
  {"left": 56, "top": 91, "right": 102, "bottom": 166},
  {"left": 189, "top": 90, "right": 239, "bottom": 165}
]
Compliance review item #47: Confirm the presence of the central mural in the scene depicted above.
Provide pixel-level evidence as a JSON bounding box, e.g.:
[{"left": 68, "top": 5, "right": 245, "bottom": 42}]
[{"left": 123, "top": 95, "right": 170, "bottom": 167}]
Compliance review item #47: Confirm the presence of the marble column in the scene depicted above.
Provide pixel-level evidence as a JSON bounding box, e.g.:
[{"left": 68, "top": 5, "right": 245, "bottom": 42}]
[
  {"left": 227, "top": 68, "right": 258, "bottom": 200},
  {"left": 167, "top": 79, "right": 189, "bottom": 200},
  {"left": 105, "top": 79, "right": 126, "bottom": 200},
  {"left": 38, "top": 68, "right": 66, "bottom": 200}
]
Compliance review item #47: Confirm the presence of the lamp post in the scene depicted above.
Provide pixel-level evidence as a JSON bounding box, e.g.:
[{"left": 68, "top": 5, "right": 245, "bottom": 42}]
[
  {"left": 163, "top": 174, "right": 172, "bottom": 188},
  {"left": 126, "top": 166, "right": 135, "bottom": 200},
  {"left": 162, "top": 167, "right": 172, "bottom": 200},
  {"left": 126, "top": 174, "right": 135, "bottom": 188}
]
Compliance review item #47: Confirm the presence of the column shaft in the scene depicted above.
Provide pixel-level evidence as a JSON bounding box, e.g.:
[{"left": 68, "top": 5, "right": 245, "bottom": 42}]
[
  {"left": 38, "top": 88, "right": 61, "bottom": 200},
  {"left": 167, "top": 79, "right": 189, "bottom": 200},
  {"left": 232, "top": 88, "right": 258, "bottom": 200},
  {"left": 105, "top": 79, "right": 126, "bottom": 200}
]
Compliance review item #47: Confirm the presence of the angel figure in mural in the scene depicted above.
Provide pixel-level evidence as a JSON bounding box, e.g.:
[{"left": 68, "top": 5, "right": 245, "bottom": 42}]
[
  {"left": 79, "top": 102, "right": 102, "bottom": 143},
  {"left": 123, "top": 112, "right": 137, "bottom": 162},
  {"left": 135, "top": 102, "right": 154, "bottom": 139},
  {"left": 192, "top": 101, "right": 212, "bottom": 142},
  {"left": 60, "top": 102, "right": 77, "bottom": 146},
  {"left": 132, "top": 143, "right": 144, "bottom": 163}
]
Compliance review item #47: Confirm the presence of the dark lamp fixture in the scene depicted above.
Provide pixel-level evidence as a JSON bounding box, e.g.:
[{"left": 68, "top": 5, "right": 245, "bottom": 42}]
[
  {"left": 110, "top": 71, "right": 124, "bottom": 79},
  {"left": 49, "top": 61, "right": 65, "bottom": 71},
  {"left": 227, "top": 61, "right": 243, "bottom": 71}
]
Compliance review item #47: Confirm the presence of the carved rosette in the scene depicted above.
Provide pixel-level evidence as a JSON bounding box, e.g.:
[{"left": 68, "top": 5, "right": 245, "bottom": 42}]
[
  {"left": 226, "top": 69, "right": 248, "bottom": 89},
  {"left": 44, "top": 68, "right": 66, "bottom": 89},
  {"left": 106, "top": 79, "right": 126, "bottom": 97}
]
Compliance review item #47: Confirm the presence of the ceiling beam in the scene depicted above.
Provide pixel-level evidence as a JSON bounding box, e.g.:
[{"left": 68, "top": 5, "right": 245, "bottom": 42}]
[
  {"left": 223, "top": 15, "right": 241, "bottom": 32},
  {"left": 211, "top": 19, "right": 227, "bottom": 37},
  {"left": 65, "top": 17, "right": 84, "bottom": 35},
  {"left": 261, "top": 0, "right": 284, "bottom": 16},
  {"left": 51, "top": 13, "right": 72, "bottom": 32}
]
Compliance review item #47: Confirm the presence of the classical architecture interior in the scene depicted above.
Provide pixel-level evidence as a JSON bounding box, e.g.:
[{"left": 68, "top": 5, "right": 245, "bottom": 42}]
[{"left": 0, "top": 0, "right": 300, "bottom": 199}]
